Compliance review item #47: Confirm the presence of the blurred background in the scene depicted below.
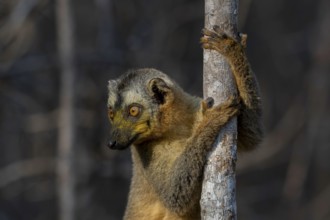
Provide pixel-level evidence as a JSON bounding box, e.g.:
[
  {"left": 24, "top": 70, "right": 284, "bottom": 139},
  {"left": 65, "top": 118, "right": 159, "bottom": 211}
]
[{"left": 0, "top": 0, "right": 329, "bottom": 219}]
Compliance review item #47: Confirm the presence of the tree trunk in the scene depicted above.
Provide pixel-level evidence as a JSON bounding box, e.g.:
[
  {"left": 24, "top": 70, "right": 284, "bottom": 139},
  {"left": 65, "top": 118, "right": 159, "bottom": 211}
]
[
  {"left": 200, "top": 0, "right": 238, "bottom": 219},
  {"left": 56, "top": 0, "right": 76, "bottom": 220}
]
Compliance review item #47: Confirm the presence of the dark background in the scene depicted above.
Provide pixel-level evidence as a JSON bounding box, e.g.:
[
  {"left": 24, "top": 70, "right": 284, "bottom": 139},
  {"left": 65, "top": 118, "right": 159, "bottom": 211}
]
[{"left": 0, "top": 0, "right": 330, "bottom": 219}]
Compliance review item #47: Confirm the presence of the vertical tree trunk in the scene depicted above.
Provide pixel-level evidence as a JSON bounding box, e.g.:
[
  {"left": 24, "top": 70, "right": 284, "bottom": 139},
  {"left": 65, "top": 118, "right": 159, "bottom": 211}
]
[
  {"left": 200, "top": 0, "right": 238, "bottom": 219},
  {"left": 56, "top": 0, "right": 76, "bottom": 220}
]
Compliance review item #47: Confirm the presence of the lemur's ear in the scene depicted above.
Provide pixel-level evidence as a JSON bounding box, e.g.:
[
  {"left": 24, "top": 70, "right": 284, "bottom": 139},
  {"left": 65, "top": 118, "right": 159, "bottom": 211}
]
[
  {"left": 108, "top": 80, "right": 118, "bottom": 91},
  {"left": 147, "top": 78, "right": 172, "bottom": 104}
]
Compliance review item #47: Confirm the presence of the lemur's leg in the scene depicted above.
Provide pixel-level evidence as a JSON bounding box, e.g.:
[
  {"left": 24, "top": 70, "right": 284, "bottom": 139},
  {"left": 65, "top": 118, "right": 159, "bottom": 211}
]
[{"left": 201, "top": 26, "right": 263, "bottom": 150}]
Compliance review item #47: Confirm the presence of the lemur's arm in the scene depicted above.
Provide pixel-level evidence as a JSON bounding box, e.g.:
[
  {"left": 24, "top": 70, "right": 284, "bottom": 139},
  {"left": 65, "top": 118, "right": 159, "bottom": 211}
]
[
  {"left": 149, "top": 96, "right": 240, "bottom": 215},
  {"left": 201, "top": 26, "right": 263, "bottom": 150}
]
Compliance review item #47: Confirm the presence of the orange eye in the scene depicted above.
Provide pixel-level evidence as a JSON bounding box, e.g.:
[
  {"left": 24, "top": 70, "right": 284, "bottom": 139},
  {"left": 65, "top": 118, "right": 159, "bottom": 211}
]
[
  {"left": 129, "top": 106, "right": 140, "bottom": 117},
  {"left": 108, "top": 107, "right": 114, "bottom": 120}
]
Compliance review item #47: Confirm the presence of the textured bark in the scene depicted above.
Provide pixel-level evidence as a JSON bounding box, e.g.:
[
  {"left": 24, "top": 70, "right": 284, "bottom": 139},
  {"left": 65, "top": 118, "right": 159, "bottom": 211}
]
[
  {"left": 56, "top": 0, "right": 76, "bottom": 220},
  {"left": 200, "top": 0, "right": 238, "bottom": 219}
]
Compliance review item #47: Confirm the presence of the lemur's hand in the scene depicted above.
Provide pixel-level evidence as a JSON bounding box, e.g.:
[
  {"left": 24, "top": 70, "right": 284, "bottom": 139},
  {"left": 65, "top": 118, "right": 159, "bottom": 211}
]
[
  {"left": 199, "top": 95, "right": 241, "bottom": 132},
  {"left": 201, "top": 25, "right": 247, "bottom": 55},
  {"left": 207, "top": 95, "right": 240, "bottom": 117}
]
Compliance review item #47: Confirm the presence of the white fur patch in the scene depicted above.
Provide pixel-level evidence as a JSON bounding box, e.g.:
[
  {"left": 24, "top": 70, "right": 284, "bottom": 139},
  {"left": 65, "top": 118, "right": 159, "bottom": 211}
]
[
  {"left": 123, "top": 90, "right": 145, "bottom": 105},
  {"left": 107, "top": 92, "right": 117, "bottom": 107},
  {"left": 107, "top": 80, "right": 118, "bottom": 107}
]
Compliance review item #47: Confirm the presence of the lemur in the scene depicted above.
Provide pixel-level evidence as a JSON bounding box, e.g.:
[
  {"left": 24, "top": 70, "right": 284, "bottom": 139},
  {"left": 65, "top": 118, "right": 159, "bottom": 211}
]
[{"left": 107, "top": 26, "right": 263, "bottom": 220}]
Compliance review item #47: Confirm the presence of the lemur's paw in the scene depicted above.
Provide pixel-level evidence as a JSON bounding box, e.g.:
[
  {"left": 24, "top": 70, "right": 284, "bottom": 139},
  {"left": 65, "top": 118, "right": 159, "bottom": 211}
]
[
  {"left": 203, "top": 95, "right": 240, "bottom": 122},
  {"left": 201, "top": 25, "right": 247, "bottom": 53},
  {"left": 201, "top": 26, "right": 229, "bottom": 51},
  {"left": 212, "top": 95, "right": 241, "bottom": 117}
]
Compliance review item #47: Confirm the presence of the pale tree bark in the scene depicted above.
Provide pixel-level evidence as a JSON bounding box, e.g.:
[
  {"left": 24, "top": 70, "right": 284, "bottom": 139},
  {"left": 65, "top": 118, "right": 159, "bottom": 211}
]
[
  {"left": 56, "top": 0, "right": 76, "bottom": 220},
  {"left": 200, "top": 0, "right": 238, "bottom": 219}
]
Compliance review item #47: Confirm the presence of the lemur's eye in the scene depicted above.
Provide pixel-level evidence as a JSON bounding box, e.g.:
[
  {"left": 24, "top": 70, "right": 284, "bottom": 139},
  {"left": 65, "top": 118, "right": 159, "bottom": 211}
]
[
  {"left": 129, "top": 106, "right": 140, "bottom": 117},
  {"left": 108, "top": 107, "right": 114, "bottom": 120}
]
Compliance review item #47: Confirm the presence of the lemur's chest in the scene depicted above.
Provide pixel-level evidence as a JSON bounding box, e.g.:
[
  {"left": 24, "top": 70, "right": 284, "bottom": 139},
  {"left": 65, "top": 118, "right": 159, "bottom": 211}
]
[{"left": 133, "top": 139, "right": 186, "bottom": 163}]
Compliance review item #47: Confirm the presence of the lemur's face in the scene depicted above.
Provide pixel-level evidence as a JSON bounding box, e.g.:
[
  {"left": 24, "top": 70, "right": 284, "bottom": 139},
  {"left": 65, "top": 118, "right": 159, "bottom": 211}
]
[
  {"left": 107, "top": 86, "right": 153, "bottom": 150},
  {"left": 107, "top": 75, "right": 172, "bottom": 150}
]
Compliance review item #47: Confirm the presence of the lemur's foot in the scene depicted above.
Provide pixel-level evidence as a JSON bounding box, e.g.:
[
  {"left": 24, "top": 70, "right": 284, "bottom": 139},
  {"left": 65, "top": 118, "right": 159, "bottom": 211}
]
[{"left": 201, "top": 25, "right": 247, "bottom": 54}]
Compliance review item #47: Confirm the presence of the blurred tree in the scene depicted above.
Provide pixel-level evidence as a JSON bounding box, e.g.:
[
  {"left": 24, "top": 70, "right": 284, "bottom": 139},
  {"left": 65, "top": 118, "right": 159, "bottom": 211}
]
[{"left": 56, "top": 0, "right": 76, "bottom": 219}]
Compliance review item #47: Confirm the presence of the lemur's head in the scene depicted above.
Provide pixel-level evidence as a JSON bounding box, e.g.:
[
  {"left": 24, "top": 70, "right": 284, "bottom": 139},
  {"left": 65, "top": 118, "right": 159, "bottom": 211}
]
[{"left": 107, "top": 68, "right": 176, "bottom": 150}]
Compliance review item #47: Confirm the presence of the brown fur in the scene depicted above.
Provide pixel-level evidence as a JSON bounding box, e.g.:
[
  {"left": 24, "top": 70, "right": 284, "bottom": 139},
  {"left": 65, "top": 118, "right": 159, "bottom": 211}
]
[{"left": 107, "top": 26, "right": 263, "bottom": 219}]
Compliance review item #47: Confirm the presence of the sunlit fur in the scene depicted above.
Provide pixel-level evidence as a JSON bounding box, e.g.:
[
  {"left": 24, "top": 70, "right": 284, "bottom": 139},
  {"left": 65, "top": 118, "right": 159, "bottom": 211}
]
[{"left": 107, "top": 27, "right": 263, "bottom": 219}]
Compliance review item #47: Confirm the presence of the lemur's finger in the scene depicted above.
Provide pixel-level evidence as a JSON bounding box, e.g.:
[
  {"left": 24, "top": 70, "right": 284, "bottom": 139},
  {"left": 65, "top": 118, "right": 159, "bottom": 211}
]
[
  {"left": 202, "top": 28, "right": 217, "bottom": 38},
  {"left": 202, "top": 27, "right": 227, "bottom": 39},
  {"left": 239, "top": 33, "right": 248, "bottom": 48}
]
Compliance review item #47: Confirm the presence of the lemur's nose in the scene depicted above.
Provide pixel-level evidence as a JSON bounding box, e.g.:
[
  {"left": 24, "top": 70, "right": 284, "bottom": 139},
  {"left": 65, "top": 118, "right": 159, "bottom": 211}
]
[{"left": 107, "top": 140, "right": 117, "bottom": 149}]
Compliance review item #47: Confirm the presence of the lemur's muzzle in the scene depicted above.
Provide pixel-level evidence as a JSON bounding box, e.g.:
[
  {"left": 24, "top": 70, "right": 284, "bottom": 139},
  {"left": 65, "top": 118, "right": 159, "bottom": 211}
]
[
  {"left": 107, "top": 140, "right": 117, "bottom": 149},
  {"left": 108, "top": 127, "right": 127, "bottom": 150},
  {"left": 107, "top": 139, "right": 129, "bottom": 150},
  {"left": 107, "top": 127, "right": 139, "bottom": 150}
]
